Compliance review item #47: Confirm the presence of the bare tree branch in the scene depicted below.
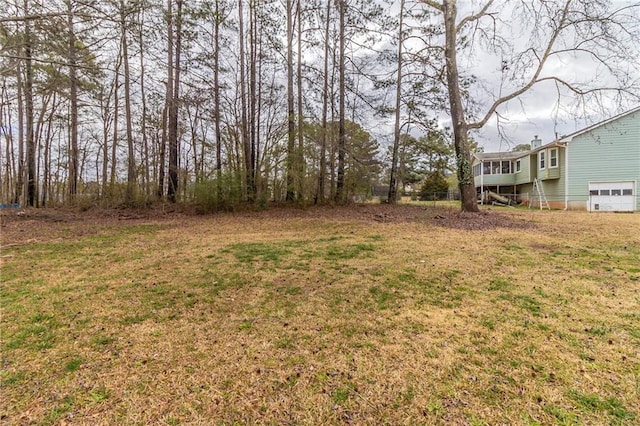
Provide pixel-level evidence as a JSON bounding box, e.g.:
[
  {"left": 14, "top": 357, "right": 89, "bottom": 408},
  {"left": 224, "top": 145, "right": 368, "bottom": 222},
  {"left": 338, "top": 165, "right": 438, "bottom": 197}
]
[
  {"left": 535, "top": 76, "right": 638, "bottom": 97},
  {"left": 0, "top": 13, "right": 67, "bottom": 23},
  {"left": 456, "top": 0, "right": 496, "bottom": 34},
  {"left": 468, "top": 0, "right": 572, "bottom": 130},
  {"left": 421, "top": 0, "right": 443, "bottom": 12}
]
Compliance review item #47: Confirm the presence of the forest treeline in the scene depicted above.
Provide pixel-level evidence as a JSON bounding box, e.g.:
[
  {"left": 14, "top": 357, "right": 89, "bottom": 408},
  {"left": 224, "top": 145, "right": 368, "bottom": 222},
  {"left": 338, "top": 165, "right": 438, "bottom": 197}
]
[
  {"left": 1, "top": 1, "right": 638, "bottom": 211},
  {"left": 1, "top": 0, "right": 456, "bottom": 209}
]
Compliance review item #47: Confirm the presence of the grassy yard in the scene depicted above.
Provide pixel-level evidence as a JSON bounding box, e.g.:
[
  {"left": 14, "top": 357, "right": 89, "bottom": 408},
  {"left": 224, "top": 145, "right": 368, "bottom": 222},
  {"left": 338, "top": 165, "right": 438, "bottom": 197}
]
[{"left": 1, "top": 205, "right": 639, "bottom": 425}]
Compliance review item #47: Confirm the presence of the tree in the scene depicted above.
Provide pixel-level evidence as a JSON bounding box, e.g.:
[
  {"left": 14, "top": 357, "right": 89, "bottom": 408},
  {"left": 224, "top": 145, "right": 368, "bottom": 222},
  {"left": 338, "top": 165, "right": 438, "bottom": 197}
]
[
  {"left": 392, "top": 128, "right": 453, "bottom": 194},
  {"left": 213, "top": 0, "right": 223, "bottom": 199},
  {"left": 334, "top": 0, "right": 346, "bottom": 203},
  {"left": 387, "top": 0, "right": 405, "bottom": 204},
  {"left": 119, "top": 0, "right": 136, "bottom": 204},
  {"left": 315, "top": 0, "right": 331, "bottom": 204},
  {"left": 419, "top": 170, "right": 449, "bottom": 200},
  {"left": 285, "top": 0, "right": 295, "bottom": 201},
  {"left": 23, "top": 0, "right": 35, "bottom": 206},
  {"left": 422, "top": 0, "right": 640, "bottom": 212},
  {"left": 167, "top": 0, "right": 183, "bottom": 203}
]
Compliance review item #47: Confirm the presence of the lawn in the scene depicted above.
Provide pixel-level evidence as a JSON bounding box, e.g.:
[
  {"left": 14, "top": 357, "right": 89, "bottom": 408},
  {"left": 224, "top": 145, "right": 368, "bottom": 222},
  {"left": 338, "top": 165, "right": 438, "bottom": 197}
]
[{"left": 1, "top": 204, "right": 639, "bottom": 425}]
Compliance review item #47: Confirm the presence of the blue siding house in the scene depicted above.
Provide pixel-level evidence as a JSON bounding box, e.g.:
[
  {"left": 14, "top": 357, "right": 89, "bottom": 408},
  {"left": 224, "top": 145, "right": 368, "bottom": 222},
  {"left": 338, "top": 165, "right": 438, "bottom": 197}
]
[{"left": 472, "top": 106, "right": 640, "bottom": 211}]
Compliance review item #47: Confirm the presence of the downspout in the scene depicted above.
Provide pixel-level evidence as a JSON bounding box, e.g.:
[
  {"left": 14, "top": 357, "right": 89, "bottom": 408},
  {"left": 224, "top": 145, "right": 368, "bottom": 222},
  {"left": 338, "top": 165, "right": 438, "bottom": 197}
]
[
  {"left": 564, "top": 143, "right": 569, "bottom": 210},
  {"left": 480, "top": 161, "right": 484, "bottom": 205}
]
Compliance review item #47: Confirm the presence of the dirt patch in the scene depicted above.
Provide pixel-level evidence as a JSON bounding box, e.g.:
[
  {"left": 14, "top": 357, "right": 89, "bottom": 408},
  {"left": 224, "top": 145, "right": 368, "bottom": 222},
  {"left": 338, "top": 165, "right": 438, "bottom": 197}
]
[
  {"left": 0, "top": 205, "right": 184, "bottom": 247},
  {"left": 428, "top": 209, "right": 537, "bottom": 231},
  {"left": 0, "top": 203, "right": 535, "bottom": 247}
]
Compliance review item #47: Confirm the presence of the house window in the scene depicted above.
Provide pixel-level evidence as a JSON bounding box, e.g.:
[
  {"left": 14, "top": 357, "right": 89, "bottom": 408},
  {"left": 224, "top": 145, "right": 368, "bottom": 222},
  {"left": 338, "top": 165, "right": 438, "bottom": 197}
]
[
  {"left": 492, "top": 161, "right": 501, "bottom": 174},
  {"left": 589, "top": 190, "right": 599, "bottom": 196},
  {"left": 623, "top": 189, "right": 633, "bottom": 196},
  {"left": 483, "top": 162, "right": 491, "bottom": 175},
  {"left": 611, "top": 189, "right": 621, "bottom": 196},
  {"left": 539, "top": 151, "right": 546, "bottom": 169},
  {"left": 515, "top": 159, "right": 521, "bottom": 173},
  {"left": 501, "top": 161, "right": 512, "bottom": 174},
  {"left": 600, "top": 189, "right": 610, "bottom": 196},
  {"left": 550, "top": 148, "right": 558, "bottom": 168}
]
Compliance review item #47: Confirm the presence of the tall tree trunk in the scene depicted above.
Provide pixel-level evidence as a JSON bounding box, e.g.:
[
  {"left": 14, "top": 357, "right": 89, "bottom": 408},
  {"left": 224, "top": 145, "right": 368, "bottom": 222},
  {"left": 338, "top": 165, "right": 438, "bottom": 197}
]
[
  {"left": 138, "top": 8, "right": 150, "bottom": 199},
  {"left": 67, "top": 1, "right": 79, "bottom": 202},
  {"left": 255, "top": 11, "right": 264, "bottom": 197},
  {"left": 296, "top": 0, "right": 304, "bottom": 200},
  {"left": 100, "top": 88, "right": 109, "bottom": 197},
  {"left": 24, "top": 0, "right": 36, "bottom": 206},
  {"left": 335, "top": 0, "right": 346, "bottom": 204},
  {"left": 15, "top": 51, "right": 24, "bottom": 204},
  {"left": 121, "top": 0, "right": 136, "bottom": 204},
  {"left": 159, "top": 0, "right": 174, "bottom": 199},
  {"left": 316, "top": 0, "right": 331, "bottom": 204},
  {"left": 167, "top": 0, "right": 182, "bottom": 202},
  {"left": 41, "top": 93, "right": 57, "bottom": 207},
  {"left": 248, "top": 0, "right": 257, "bottom": 201},
  {"left": 442, "top": 0, "right": 478, "bottom": 212},
  {"left": 35, "top": 93, "right": 55, "bottom": 207},
  {"left": 214, "top": 0, "right": 222, "bottom": 200},
  {"left": 111, "top": 50, "right": 121, "bottom": 190},
  {"left": 388, "top": 0, "right": 404, "bottom": 204},
  {"left": 238, "top": 0, "right": 251, "bottom": 202},
  {"left": 1, "top": 83, "right": 16, "bottom": 202},
  {"left": 285, "top": 0, "right": 295, "bottom": 201},
  {"left": 329, "top": 34, "right": 337, "bottom": 200}
]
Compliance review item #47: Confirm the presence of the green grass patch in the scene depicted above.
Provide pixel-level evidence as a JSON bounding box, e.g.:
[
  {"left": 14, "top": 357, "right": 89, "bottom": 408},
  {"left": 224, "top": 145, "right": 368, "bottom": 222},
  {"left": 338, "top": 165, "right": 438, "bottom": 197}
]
[
  {"left": 369, "top": 285, "right": 399, "bottom": 309},
  {"left": 92, "top": 335, "right": 116, "bottom": 347},
  {"left": 569, "top": 390, "right": 635, "bottom": 422},
  {"left": 323, "top": 243, "right": 376, "bottom": 261},
  {"left": 224, "top": 242, "right": 291, "bottom": 264},
  {"left": 64, "top": 357, "right": 83, "bottom": 373},
  {"left": 1, "top": 370, "right": 26, "bottom": 386},
  {"left": 488, "top": 277, "right": 513, "bottom": 291}
]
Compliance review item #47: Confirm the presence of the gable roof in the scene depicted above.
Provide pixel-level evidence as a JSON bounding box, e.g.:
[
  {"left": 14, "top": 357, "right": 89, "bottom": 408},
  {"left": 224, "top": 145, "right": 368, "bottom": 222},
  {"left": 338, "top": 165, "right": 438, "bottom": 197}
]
[
  {"left": 474, "top": 106, "right": 640, "bottom": 161},
  {"left": 557, "top": 106, "right": 640, "bottom": 143}
]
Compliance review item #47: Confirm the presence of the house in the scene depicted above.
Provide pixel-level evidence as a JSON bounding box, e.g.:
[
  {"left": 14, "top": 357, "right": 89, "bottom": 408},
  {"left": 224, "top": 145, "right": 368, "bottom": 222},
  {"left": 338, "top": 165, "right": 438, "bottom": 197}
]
[{"left": 472, "top": 106, "right": 640, "bottom": 211}]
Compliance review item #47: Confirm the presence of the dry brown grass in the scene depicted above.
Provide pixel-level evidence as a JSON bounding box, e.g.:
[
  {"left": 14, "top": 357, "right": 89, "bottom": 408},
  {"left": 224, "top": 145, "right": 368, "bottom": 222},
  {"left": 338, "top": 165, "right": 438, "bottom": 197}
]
[{"left": 1, "top": 205, "right": 639, "bottom": 425}]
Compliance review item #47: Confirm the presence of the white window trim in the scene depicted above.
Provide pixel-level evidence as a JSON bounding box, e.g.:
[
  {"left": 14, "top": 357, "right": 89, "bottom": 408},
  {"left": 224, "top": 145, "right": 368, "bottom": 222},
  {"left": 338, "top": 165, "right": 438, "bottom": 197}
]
[
  {"left": 515, "top": 159, "right": 521, "bottom": 173},
  {"left": 538, "top": 151, "right": 546, "bottom": 170},
  {"left": 549, "top": 148, "right": 558, "bottom": 168}
]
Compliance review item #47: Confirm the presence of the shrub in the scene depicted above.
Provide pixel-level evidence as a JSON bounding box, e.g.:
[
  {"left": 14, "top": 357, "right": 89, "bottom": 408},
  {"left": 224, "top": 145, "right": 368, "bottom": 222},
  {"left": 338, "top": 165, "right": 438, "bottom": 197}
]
[{"left": 419, "top": 171, "right": 449, "bottom": 200}]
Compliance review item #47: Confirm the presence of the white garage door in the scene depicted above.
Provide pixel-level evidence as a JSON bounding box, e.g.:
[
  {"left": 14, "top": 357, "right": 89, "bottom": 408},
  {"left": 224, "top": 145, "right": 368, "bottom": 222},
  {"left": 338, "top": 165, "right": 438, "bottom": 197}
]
[{"left": 588, "top": 181, "right": 636, "bottom": 212}]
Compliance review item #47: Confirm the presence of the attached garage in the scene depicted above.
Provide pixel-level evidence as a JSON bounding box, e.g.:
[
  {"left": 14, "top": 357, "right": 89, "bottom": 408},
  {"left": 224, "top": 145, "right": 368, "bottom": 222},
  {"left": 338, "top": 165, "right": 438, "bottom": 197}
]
[{"left": 588, "top": 181, "right": 636, "bottom": 212}]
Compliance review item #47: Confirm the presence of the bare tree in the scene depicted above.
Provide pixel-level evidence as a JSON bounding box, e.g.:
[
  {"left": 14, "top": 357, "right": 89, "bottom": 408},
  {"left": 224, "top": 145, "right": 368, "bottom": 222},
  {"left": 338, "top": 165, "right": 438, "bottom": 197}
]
[
  {"left": 119, "top": 0, "right": 136, "bottom": 204},
  {"left": 422, "top": 0, "right": 640, "bottom": 212},
  {"left": 296, "top": 0, "right": 304, "bottom": 200},
  {"left": 167, "top": 0, "right": 183, "bottom": 203},
  {"left": 157, "top": 0, "right": 172, "bottom": 199},
  {"left": 24, "top": 0, "right": 35, "bottom": 206},
  {"left": 213, "top": 0, "right": 223, "bottom": 200},
  {"left": 334, "top": 0, "right": 346, "bottom": 204},
  {"left": 285, "top": 0, "right": 296, "bottom": 201},
  {"left": 315, "top": 0, "right": 331, "bottom": 204},
  {"left": 387, "top": 0, "right": 405, "bottom": 204}
]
